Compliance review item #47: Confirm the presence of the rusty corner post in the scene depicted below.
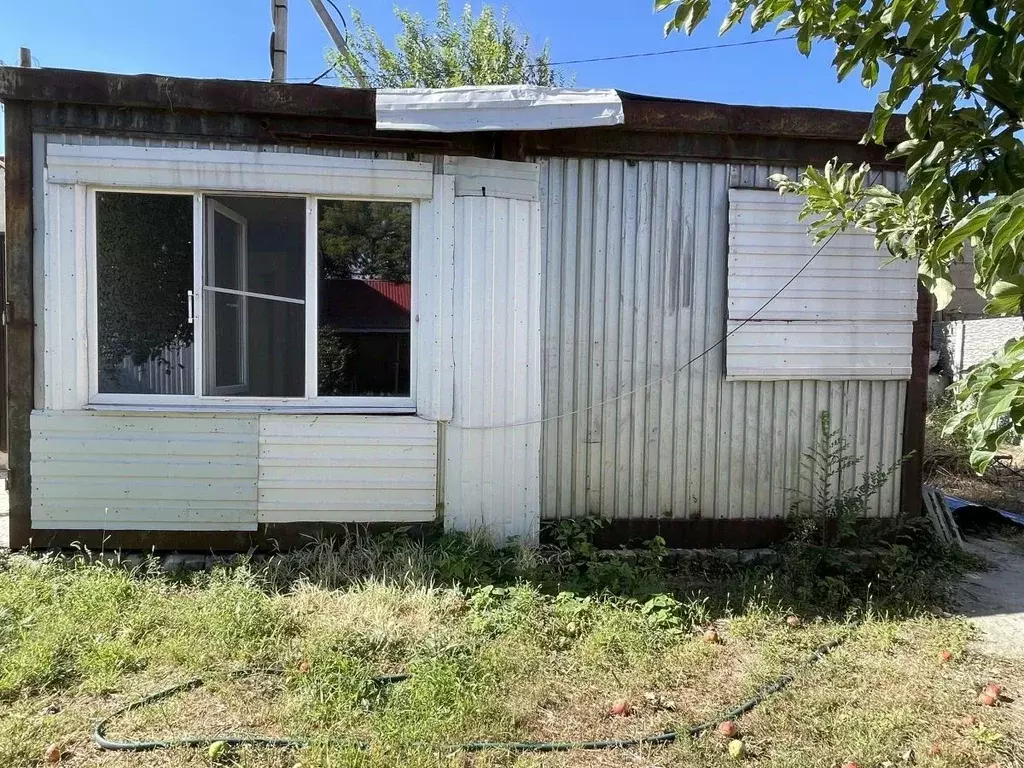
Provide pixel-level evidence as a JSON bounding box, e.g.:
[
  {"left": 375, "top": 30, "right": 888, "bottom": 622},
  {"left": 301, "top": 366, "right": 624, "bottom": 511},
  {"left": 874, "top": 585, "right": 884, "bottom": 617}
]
[
  {"left": 5, "top": 102, "right": 34, "bottom": 548},
  {"left": 900, "top": 281, "right": 933, "bottom": 518}
]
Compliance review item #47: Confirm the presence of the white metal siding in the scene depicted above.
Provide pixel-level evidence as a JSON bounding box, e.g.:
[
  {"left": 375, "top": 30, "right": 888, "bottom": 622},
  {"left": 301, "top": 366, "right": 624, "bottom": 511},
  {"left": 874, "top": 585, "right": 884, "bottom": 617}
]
[
  {"left": 258, "top": 415, "right": 438, "bottom": 523},
  {"left": 538, "top": 158, "right": 907, "bottom": 521},
  {"left": 445, "top": 190, "right": 543, "bottom": 542},
  {"left": 726, "top": 189, "right": 915, "bottom": 381},
  {"left": 31, "top": 411, "right": 259, "bottom": 530},
  {"left": 31, "top": 411, "right": 440, "bottom": 529},
  {"left": 727, "top": 191, "right": 917, "bottom": 322},
  {"left": 413, "top": 175, "right": 456, "bottom": 421}
]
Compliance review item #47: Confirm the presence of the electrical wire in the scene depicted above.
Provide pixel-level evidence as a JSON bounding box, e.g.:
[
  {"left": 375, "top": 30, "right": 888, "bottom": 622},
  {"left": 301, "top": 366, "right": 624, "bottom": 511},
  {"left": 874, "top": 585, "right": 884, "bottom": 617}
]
[
  {"left": 93, "top": 638, "right": 845, "bottom": 754},
  {"left": 291, "top": 35, "right": 797, "bottom": 83},
  {"left": 450, "top": 226, "right": 840, "bottom": 432},
  {"left": 531, "top": 36, "right": 797, "bottom": 68}
]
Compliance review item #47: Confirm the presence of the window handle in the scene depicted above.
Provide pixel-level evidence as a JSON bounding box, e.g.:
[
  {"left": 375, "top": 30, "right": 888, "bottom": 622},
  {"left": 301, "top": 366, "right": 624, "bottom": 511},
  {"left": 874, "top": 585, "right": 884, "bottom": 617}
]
[{"left": 187, "top": 290, "right": 195, "bottom": 324}]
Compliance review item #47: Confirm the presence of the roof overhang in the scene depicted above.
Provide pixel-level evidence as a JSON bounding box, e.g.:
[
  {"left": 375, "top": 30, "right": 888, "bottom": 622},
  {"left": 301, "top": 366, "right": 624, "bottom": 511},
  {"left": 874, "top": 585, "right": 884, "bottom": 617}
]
[{"left": 0, "top": 66, "right": 905, "bottom": 145}]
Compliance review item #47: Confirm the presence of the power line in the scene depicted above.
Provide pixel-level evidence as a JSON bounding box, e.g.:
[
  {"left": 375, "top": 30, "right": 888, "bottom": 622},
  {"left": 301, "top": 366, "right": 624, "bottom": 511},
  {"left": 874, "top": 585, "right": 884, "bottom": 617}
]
[
  {"left": 450, "top": 227, "right": 838, "bottom": 431},
  {"left": 531, "top": 35, "right": 797, "bottom": 69},
  {"left": 293, "top": 35, "right": 798, "bottom": 84}
]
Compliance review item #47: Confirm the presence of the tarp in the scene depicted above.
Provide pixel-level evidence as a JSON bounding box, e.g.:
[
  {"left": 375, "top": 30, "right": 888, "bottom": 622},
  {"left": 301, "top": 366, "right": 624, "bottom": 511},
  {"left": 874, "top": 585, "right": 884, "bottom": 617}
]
[
  {"left": 375, "top": 85, "right": 625, "bottom": 133},
  {"left": 944, "top": 494, "right": 1024, "bottom": 527}
]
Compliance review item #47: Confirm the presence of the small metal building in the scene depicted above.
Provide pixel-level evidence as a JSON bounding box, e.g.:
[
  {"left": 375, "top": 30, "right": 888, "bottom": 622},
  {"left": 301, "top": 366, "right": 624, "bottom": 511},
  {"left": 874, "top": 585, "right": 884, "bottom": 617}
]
[{"left": 0, "top": 67, "right": 928, "bottom": 551}]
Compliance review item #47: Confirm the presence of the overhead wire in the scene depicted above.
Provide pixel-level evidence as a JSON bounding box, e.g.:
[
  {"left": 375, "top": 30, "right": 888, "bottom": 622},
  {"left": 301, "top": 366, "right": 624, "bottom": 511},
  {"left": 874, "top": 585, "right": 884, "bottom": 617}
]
[
  {"left": 531, "top": 35, "right": 797, "bottom": 68},
  {"left": 295, "top": 35, "right": 798, "bottom": 84}
]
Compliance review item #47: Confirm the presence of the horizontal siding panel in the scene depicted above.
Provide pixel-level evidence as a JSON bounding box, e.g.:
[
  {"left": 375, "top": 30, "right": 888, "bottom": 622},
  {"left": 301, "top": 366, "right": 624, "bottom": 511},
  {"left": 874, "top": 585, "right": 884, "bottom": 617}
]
[
  {"left": 258, "top": 415, "right": 437, "bottom": 523},
  {"left": 31, "top": 411, "right": 258, "bottom": 531},
  {"left": 726, "top": 187, "right": 916, "bottom": 379},
  {"left": 538, "top": 158, "right": 907, "bottom": 522}
]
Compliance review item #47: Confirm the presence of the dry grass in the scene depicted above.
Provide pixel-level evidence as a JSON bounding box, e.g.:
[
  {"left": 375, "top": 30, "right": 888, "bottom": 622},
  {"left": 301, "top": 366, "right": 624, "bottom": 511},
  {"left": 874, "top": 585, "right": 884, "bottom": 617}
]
[{"left": 0, "top": 538, "right": 1022, "bottom": 768}]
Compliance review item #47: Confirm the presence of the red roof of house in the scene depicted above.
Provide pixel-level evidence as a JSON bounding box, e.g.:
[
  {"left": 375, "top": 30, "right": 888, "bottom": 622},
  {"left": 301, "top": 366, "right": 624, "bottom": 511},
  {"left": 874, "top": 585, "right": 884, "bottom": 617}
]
[{"left": 320, "top": 279, "right": 411, "bottom": 332}]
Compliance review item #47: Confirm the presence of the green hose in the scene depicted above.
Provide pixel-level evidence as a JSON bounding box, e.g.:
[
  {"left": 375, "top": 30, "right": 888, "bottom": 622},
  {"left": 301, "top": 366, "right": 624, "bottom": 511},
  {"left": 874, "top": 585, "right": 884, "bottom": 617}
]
[{"left": 93, "top": 638, "right": 844, "bottom": 754}]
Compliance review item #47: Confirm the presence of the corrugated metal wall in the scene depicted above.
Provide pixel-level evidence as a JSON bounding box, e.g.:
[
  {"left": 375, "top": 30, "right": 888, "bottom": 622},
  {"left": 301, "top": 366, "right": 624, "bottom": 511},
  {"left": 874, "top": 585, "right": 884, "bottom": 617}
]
[
  {"left": 537, "top": 157, "right": 907, "bottom": 521},
  {"left": 444, "top": 192, "right": 543, "bottom": 541}
]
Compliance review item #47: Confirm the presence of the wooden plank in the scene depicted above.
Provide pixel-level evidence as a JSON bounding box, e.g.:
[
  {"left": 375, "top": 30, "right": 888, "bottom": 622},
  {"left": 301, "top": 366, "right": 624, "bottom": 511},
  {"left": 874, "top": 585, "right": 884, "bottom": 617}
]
[{"left": 4, "top": 101, "right": 34, "bottom": 548}]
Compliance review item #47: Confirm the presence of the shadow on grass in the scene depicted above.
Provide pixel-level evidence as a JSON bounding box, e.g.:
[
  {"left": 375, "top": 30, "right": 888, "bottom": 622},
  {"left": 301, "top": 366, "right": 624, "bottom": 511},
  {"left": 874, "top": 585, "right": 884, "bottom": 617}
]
[{"left": 233, "top": 515, "right": 983, "bottom": 624}]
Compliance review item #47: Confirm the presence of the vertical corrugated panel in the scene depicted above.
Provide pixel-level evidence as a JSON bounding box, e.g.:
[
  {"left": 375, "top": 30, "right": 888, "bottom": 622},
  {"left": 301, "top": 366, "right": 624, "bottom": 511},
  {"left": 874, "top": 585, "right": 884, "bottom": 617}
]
[
  {"left": 445, "top": 194, "right": 542, "bottom": 541},
  {"left": 538, "top": 158, "right": 907, "bottom": 521},
  {"left": 413, "top": 175, "right": 456, "bottom": 421},
  {"left": 118, "top": 344, "right": 195, "bottom": 395},
  {"left": 258, "top": 415, "right": 437, "bottom": 523},
  {"left": 30, "top": 411, "right": 258, "bottom": 530}
]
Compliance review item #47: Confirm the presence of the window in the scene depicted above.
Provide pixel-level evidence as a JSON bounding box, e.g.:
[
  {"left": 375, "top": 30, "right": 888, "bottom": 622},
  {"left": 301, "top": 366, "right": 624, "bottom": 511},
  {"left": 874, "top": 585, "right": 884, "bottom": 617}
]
[
  {"left": 96, "top": 192, "right": 195, "bottom": 395},
  {"left": 91, "top": 191, "right": 415, "bottom": 408},
  {"left": 317, "top": 201, "right": 412, "bottom": 397}
]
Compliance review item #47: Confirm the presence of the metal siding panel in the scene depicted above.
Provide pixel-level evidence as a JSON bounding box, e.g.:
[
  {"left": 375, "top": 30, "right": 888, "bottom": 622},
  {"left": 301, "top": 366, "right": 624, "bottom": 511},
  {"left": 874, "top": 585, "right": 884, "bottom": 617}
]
[
  {"left": 445, "top": 190, "right": 542, "bottom": 542},
  {"left": 31, "top": 411, "right": 258, "bottom": 530},
  {"left": 537, "top": 158, "right": 908, "bottom": 522},
  {"left": 257, "top": 415, "right": 437, "bottom": 523}
]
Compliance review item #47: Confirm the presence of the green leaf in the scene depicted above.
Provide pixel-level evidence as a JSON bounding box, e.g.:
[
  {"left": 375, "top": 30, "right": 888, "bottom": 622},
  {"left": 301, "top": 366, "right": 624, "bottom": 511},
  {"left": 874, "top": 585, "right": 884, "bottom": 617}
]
[{"left": 933, "top": 200, "right": 1004, "bottom": 261}]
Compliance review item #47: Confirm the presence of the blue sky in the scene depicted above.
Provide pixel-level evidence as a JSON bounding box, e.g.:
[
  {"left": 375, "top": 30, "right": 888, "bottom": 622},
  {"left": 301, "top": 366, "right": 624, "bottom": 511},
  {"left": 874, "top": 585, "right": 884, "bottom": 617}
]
[{"left": 0, "top": 0, "right": 881, "bottom": 150}]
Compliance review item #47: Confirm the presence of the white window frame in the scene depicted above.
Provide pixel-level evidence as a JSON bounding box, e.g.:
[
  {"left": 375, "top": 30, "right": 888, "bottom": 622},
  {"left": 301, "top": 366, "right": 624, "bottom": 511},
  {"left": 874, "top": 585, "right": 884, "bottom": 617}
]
[
  {"left": 79, "top": 147, "right": 430, "bottom": 413},
  {"left": 204, "top": 199, "right": 251, "bottom": 396}
]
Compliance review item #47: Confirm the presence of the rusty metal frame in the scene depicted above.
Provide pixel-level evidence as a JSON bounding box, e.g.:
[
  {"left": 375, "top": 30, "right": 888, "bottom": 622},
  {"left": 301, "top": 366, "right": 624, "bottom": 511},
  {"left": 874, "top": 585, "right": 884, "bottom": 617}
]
[{"left": 4, "top": 101, "right": 33, "bottom": 549}]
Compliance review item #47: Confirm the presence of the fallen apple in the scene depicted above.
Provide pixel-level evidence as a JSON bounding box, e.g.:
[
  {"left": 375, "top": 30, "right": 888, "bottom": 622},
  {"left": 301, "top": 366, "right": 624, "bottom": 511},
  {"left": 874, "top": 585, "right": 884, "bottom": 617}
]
[
  {"left": 703, "top": 629, "right": 720, "bottom": 644},
  {"left": 927, "top": 743, "right": 942, "bottom": 756},
  {"left": 298, "top": 660, "right": 310, "bottom": 674},
  {"left": 841, "top": 762, "right": 861, "bottom": 768},
  {"left": 610, "top": 699, "right": 631, "bottom": 717},
  {"left": 978, "top": 693, "right": 997, "bottom": 707},
  {"left": 785, "top": 615, "right": 801, "bottom": 628},
  {"left": 984, "top": 683, "right": 1002, "bottom": 698},
  {"left": 717, "top": 720, "right": 739, "bottom": 738},
  {"left": 208, "top": 741, "right": 228, "bottom": 762},
  {"left": 43, "top": 744, "right": 62, "bottom": 764},
  {"left": 961, "top": 715, "right": 979, "bottom": 727},
  {"left": 940, "top": 650, "right": 953, "bottom": 663},
  {"left": 727, "top": 739, "right": 746, "bottom": 759}
]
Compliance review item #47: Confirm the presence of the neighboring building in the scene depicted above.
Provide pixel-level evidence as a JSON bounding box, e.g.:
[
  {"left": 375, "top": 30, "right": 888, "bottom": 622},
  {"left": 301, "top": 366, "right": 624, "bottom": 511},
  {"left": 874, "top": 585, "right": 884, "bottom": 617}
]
[
  {"left": 0, "top": 67, "right": 926, "bottom": 551},
  {"left": 933, "top": 257, "right": 1022, "bottom": 379}
]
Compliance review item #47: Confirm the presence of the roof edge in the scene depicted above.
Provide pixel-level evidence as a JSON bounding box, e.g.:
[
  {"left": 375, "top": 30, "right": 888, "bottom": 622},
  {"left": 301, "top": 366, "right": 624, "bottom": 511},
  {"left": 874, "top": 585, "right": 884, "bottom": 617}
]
[{"left": 0, "top": 66, "right": 904, "bottom": 145}]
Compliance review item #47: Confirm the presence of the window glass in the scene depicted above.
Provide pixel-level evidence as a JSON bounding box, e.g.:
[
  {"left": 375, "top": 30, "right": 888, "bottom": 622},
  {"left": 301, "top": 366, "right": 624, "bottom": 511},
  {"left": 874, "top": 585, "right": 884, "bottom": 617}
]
[
  {"left": 317, "top": 201, "right": 412, "bottom": 397},
  {"left": 96, "top": 192, "right": 194, "bottom": 395},
  {"left": 204, "top": 196, "right": 305, "bottom": 397}
]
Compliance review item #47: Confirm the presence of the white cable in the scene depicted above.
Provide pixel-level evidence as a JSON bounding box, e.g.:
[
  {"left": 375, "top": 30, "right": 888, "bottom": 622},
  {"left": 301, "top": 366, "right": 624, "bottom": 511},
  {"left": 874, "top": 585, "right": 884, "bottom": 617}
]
[{"left": 448, "top": 228, "right": 840, "bottom": 431}]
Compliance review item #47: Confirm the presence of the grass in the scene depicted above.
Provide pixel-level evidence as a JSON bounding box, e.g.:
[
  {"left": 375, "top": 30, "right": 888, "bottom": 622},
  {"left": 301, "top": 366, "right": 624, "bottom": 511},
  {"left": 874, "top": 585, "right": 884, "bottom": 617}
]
[{"left": 0, "top": 527, "right": 1021, "bottom": 768}]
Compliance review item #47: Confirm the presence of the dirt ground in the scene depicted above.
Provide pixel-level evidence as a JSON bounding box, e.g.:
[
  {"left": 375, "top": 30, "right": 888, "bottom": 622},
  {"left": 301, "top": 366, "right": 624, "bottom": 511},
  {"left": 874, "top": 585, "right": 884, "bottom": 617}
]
[{"left": 958, "top": 536, "right": 1024, "bottom": 659}]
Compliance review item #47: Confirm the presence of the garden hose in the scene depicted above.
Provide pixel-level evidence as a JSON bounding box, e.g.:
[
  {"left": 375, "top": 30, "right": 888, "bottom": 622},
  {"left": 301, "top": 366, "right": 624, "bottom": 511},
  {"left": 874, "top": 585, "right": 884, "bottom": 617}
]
[{"left": 92, "top": 637, "right": 845, "bottom": 754}]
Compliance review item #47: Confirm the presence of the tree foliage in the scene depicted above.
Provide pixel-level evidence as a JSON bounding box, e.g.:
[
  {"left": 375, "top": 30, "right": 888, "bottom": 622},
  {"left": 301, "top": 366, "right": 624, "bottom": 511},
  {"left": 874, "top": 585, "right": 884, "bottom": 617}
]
[
  {"left": 96, "top": 193, "right": 194, "bottom": 382},
  {"left": 331, "top": 0, "right": 561, "bottom": 88},
  {"left": 657, "top": 0, "right": 1024, "bottom": 467},
  {"left": 318, "top": 201, "right": 412, "bottom": 281}
]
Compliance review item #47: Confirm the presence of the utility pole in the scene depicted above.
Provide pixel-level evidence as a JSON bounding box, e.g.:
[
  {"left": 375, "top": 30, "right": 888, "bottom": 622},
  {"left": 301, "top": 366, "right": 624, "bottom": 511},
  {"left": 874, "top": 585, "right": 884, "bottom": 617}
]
[
  {"left": 308, "top": 0, "right": 367, "bottom": 87},
  {"left": 270, "top": 0, "right": 288, "bottom": 83},
  {"left": 19, "top": 48, "right": 31, "bottom": 68}
]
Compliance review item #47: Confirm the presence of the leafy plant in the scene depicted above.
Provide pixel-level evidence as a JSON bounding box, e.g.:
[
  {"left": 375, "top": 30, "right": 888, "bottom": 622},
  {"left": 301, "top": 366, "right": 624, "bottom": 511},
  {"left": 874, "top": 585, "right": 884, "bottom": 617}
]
[
  {"left": 789, "top": 412, "right": 907, "bottom": 548},
  {"left": 332, "top": 1, "right": 561, "bottom": 88},
  {"left": 656, "top": 0, "right": 1024, "bottom": 467},
  {"left": 943, "top": 336, "right": 1024, "bottom": 473}
]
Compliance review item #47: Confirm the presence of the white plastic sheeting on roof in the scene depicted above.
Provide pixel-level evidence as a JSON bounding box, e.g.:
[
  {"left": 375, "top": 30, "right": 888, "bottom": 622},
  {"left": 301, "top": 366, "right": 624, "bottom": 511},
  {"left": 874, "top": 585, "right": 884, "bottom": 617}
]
[{"left": 375, "top": 85, "right": 624, "bottom": 132}]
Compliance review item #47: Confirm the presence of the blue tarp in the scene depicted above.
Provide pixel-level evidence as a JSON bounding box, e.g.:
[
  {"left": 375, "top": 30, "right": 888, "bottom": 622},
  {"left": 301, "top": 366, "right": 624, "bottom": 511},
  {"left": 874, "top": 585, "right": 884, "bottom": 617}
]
[{"left": 943, "top": 494, "right": 1024, "bottom": 527}]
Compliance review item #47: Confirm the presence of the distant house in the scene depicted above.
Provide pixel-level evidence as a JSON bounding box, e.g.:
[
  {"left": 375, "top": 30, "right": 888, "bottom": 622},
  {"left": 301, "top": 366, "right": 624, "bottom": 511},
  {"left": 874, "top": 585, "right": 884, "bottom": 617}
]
[
  {"left": 933, "top": 257, "right": 1022, "bottom": 380},
  {"left": 0, "top": 67, "right": 927, "bottom": 551}
]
